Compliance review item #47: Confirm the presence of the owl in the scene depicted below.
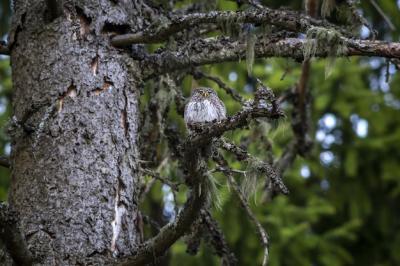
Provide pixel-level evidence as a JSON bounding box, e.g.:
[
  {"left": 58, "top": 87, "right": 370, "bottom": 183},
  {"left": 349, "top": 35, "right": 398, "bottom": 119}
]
[{"left": 184, "top": 87, "right": 226, "bottom": 127}]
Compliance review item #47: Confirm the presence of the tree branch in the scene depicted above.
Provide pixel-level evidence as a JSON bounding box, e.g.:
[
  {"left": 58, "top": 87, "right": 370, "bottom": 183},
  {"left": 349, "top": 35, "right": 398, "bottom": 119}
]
[
  {"left": 288, "top": 0, "right": 315, "bottom": 160},
  {"left": 0, "top": 203, "right": 33, "bottom": 266},
  {"left": 200, "top": 210, "right": 237, "bottom": 266},
  {"left": 111, "top": 7, "right": 346, "bottom": 46},
  {"left": 142, "top": 36, "right": 400, "bottom": 78},
  {"left": 184, "top": 86, "right": 284, "bottom": 150},
  {"left": 119, "top": 160, "right": 208, "bottom": 266},
  {"left": 274, "top": 140, "right": 298, "bottom": 175},
  {"left": 140, "top": 168, "right": 182, "bottom": 192},
  {"left": 213, "top": 154, "right": 269, "bottom": 266},
  {"left": 192, "top": 70, "right": 245, "bottom": 104},
  {"left": 370, "top": 0, "right": 396, "bottom": 31},
  {"left": 119, "top": 83, "right": 285, "bottom": 265},
  {"left": 216, "top": 138, "right": 288, "bottom": 195}
]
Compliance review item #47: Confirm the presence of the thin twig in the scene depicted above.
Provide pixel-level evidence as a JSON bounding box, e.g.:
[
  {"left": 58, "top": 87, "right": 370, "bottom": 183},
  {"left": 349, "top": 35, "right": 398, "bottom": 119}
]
[
  {"left": 216, "top": 138, "right": 288, "bottom": 195},
  {"left": 139, "top": 157, "right": 170, "bottom": 203},
  {"left": 192, "top": 70, "right": 245, "bottom": 104},
  {"left": 345, "top": 0, "right": 376, "bottom": 39},
  {"left": 142, "top": 215, "right": 161, "bottom": 231},
  {"left": 274, "top": 140, "right": 298, "bottom": 175},
  {"left": 369, "top": 0, "right": 396, "bottom": 31},
  {"left": 214, "top": 155, "right": 269, "bottom": 266},
  {"left": 140, "top": 168, "right": 181, "bottom": 191}
]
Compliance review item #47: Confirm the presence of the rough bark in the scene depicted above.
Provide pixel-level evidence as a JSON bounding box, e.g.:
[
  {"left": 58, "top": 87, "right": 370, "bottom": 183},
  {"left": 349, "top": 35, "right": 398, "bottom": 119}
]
[{"left": 8, "top": 1, "right": 143, "bottom": 264}]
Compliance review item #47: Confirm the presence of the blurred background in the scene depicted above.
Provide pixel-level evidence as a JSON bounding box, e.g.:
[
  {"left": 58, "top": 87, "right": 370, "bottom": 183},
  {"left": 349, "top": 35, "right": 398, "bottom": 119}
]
[{"left": 1, "top": 0, "right": 400, "bottom": 265}]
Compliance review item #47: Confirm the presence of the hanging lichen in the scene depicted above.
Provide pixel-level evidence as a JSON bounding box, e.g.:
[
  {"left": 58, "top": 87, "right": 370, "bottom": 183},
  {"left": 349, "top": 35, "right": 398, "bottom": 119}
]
[
  {"left": 303, "top": 26, "right": 348, "bottom": 78},
  {"left": 203, "top": 172, "right": 222, "bottom": 210},
  {"left": 241, "top": 157, "right": 264, "bottom": 200},
  {"left": 244, "top": 24, "right": 257, "bottom": 76},
  {"left": 218, "top": 15, "right": 240, "bottom": 38},
  {"left": 321, "top": 0, "right": 336, "bottom": 18},
  {"left": 325, "top": 57, "right": 336, "bottom": 79}
]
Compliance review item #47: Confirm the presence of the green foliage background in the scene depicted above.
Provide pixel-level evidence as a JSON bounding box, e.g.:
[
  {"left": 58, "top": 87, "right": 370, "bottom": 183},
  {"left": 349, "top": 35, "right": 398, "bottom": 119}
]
[{"left": 1, "top": 1, "right": 400, "bottom": 265}]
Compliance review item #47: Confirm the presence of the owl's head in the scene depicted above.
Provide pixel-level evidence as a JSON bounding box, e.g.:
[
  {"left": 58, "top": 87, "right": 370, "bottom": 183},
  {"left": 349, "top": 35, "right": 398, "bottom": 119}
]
[{"left": 192, "top": 87, "right": 217, "bottom": 99}]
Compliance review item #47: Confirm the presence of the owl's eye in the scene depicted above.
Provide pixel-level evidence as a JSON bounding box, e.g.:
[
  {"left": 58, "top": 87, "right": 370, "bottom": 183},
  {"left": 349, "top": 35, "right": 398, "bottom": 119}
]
[{"left": 197, "top": 88, "right": 208, "bottom": 97}]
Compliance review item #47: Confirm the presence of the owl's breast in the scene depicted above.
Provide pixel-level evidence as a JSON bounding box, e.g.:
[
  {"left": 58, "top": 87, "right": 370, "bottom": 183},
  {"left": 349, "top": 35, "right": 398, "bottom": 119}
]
[{"left": 184, "top": 99, "right": 226, "bottom": 125}]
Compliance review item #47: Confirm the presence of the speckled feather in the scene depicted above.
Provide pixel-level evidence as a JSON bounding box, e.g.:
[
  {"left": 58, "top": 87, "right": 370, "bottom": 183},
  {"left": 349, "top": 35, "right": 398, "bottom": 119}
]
[{"left": 184, "top": 87, "right": 226, "bottom": 126}]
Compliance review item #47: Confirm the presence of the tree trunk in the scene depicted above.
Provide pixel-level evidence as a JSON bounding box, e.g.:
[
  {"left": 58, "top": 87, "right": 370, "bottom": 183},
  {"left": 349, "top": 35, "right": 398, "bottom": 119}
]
[{"left": 8, "top": 1, "right": 143, "bottom": 264}]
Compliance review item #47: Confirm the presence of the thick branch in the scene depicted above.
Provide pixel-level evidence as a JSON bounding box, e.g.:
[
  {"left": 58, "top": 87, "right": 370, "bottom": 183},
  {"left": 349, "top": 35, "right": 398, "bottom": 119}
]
[
  {"left": 111, "top": 8, "right": 345, "bottom": 46},
  {"left": 143, "top": 36, "right": 400, "bottom": 77},
  {"left": 0, "top": 203, "right": 33, "bottom": 266},
  {"left": 120, "top": 163, "right": 208, "bottom": 266},
  {"left": 120, "top": 127, "right": 210, "bottom": 265}
]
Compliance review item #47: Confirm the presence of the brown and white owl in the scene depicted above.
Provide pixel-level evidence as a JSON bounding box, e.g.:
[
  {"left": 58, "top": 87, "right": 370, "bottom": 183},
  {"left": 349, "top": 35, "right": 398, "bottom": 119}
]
[{"left": 184, "top": 87, "right": 226, "bottom": 127}]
